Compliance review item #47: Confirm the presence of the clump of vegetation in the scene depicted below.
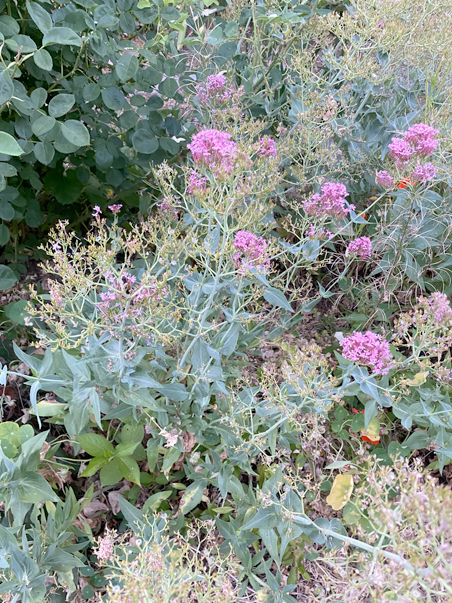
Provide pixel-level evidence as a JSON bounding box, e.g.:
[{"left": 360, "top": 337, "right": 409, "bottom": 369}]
[{"left": 1, "top": 1, "right": 452, "bottom": 602}]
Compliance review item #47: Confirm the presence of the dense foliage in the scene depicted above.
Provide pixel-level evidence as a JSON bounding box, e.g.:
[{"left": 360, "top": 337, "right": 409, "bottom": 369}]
[{"left": 1, "top": 1, "right": 452, "bottom": 602}]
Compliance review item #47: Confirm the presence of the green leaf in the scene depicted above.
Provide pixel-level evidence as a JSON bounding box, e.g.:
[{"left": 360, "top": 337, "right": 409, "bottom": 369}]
[
  {"left": 0, "top": 421, "right": 19, "bottom": 444},
  {"left": 118, "top": 496, "right": 144, "bottom": 529},
  {"left": 26, "top": 0, "right": 53, "bottom": 33},
  {"left": 17, "top": 472, "right": 59, "bottom": 503},
  {"left": 0, "top": 200, "right": 15, "bottom": 221},
  {"left": 241, "top": 507, "right": 279, "bottom": 530},
  {"left": 78, "top": 433, "right": 115, "bottom": 457},
  {"left": 403, "top": 430, "right": 431, "bottom": 450},
  {"left": 161, "top": 445, "right": 181, "bottom": 473},
  {"left": 142, "top": 491, "right": 171, "bottom": 514},
  {"left": 159, "top": 77, "right": 178, "bottom": 98},
  {"left": 18, "top": 424, "right": 34, "bottom": 445},
  {"left": 80, "top": 456, "right": 109, "bottom": 477},
  {"left": 34, "top": 48, "right": 53, "bottom": 71},
  {"left": 0, "top": 265, "right": 18, "bottom": 290},
  {"left": 179, "top": 478, "right": 207, "bottom": 515},
  {"left": 0, "top": 132, "right": 24, "bottom": 156},
  {"left": 118, "top": 456, "right": 140, "bottom": 484},
  {"left": 61, "top": 120, "right": 90, "bottom": 147},
  {"left": 101, "top": 87, "right": 125, "bottom": 111},
  {"left": 48, "top": 93, "right": 75, "bottom": 118},
  {"left": 131, "top": 129, "right": 158, "bottom": 154},
  {"left": 263, "top": 287, "right": 293, "bottom": 312},
  {"left": 114, "top": 441, "right": 140, "bottom": 458},
  {"left": 32, "top": 115, "right": 56, "bottom": 136},
  {"left": 0, "top": 224, "right": 10, "bottom": 246},
  {"left": 116, "top": 54, "right": 139, "bottom": 83},
  {"left": 43, "top": 27, "right": 82, "bottom": 47},
  {"left": 0, "top": 71, "right": 14, "bottom": 106},
  {"left": 34, "top": 141, "right": 55, "bottom": 165},
  {"left": 120, "top": 424, "right": 144, "bottom": 446},
  {"left": 99, "top": 458, "right": 123, "bottom": 487},
  {"left": 5, "top": 300, "right": 30, "bottom": 325}
]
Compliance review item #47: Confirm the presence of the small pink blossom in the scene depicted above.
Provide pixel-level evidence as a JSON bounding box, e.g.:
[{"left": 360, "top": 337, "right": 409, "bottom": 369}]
[
  {"left": 346, "top": 236, "right": 372, "bottom": 259},
  {"left": 411, "top": 162, "right": 436, "bottom": 183},
  {"left": 418, "top": 292, "right": 452, "bottom": 323},
  {"left": 404, "top": 123, "right": 439, "bottom": 157},
  {"left": 109, "top": 204, "right": 122, "bottom": 214},
  {"left": 187, "top": 171, "right": 208, "bottom": 194},
  {"left": 196, "top": 74, "right": 233, "bottom": 104},
  {"left": 96, "top": 533, "right": 114, "bottom": 562},
  {"left": 305, "top": 225, "right": 333, "bottom": 240},
  {"left": 388, "top": 138, "right": 413, "bottom": 166},
  {"left": 92, "top": 205, "right": 102, "bottom": 217},
  {"left": 303, "top": 182, "right": 354, "bottom": 220},
  {"left": 341, "top": 331, "right": 393, "bottom": 374},
  {"left": 188, "top": 129, "right": 238, "bottom": 174},
  {"left": 256, "top": 136, "right": 277, "bottom": 158},
  {"left": 375, "top": 170, "right": 394, "bottom": 188},
  {"left": 233, "top": 230, "right": 269, "bottom": 273}
]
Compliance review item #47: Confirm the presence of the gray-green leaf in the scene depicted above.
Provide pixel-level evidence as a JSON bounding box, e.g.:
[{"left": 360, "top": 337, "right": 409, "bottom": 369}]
[
  {"left": 48, "top": 93, "right": 75, "bottom": 118},
  {"left": 0, "top": 132, "right": 24, "bottom": 156},
  {"left": 43, "top": 27, "right": 82, "bottom": 47}
]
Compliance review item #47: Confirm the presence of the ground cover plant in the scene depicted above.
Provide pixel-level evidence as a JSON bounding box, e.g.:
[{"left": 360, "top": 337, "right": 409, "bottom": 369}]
[{"left": 1, "top": 0, "right": 452, "bottom": 602}]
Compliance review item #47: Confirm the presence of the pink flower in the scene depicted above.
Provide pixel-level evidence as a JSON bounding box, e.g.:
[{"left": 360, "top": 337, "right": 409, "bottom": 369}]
[
  {"left": 375, "top": 170, "right": 394, "bottom": 188},
  {"left": 196, "top": 74, "right": 233, "bottom": 104},
  {"left": 233, "top": 230, "right": 269, "bottom": 273},
  {"left": 346, "top": 236, "right": 372, "bottom": 259},
  {"left": 188, "top": 129, "right": 237, "bottom": 174},
  {"left": 92, "top": 205, "right": 102, "bottom": 217},
  {"left": 388, "top": 138, "right": 413, "bottom": 166},
  {"left": 109, "top": 204, "right": 122, "bottom": 214},
  {"left": 341, "top": 331, "right": 393, "bottom": 374},
  {"left": 404, "top": 123, "right": 439, "bottom": 157},
  {"left": 305, "top": 225, "right": 333, "bottom": 240},
  {"left": 96, "top": 533, "right": 114, "bottom": 562},
  {"left": 303, "top": 182, "right": 354, "bottom": 220},
  {"left": 187, "top": 171, "right": 208, "bottom": 194},
  {"left": 411, "top": 162, "right": 436, "bottom": 183},
  {"left": 256, "top": 136, "right": 277, "bottom": 158},
  {"left": 419, "top": 292, "right": 452, "bottom": 323}
]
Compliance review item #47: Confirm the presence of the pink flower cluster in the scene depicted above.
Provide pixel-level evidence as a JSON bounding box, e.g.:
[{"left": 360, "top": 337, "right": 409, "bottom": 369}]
[
  {"left": 187, "top": 171, "right": 208, "bottom": 194},
  {"left": 305, "top": 225, "right": 333, "bottom": 240},
  {"left": 346, "top": 236, "right": 372, "bottom": 259},
  {"left": 196, "top": 74, "right": 233, "bottom": 104},
  {"left": 389, "top": 123, "right": 438, "bottom": 166},
  {"left": 303, "top": 182, "right": 354, "bottom": 220},
  {"left": 375, "top": 170, "right": 394, "bottom": 188},
  {"left": 109, "top": 204, "right": 122, "bottom": 214},
  {"left": 233, "top": 230, "right": 270, "bottom": 274},
  {"left": 411, "top": 162, "right": 436, "bottom": 183},
  {"left": 188, "top": 129, "right": 237, "bottom": 174},
  {"left": 256, "top": 136, "right": 278, "bottom": 158},
  {"left": 341, "top": 331, "right": 393, "bottom": 374},
  {"left": 418, "top": 292, "right": 452, "bottom": 323},
  {"left": 97, "top": 271, "right": 165, "bottom": 324}
]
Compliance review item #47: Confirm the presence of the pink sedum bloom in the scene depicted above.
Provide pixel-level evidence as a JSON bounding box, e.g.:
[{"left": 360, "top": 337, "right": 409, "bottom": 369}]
[
  {"left": 375, "top": 170, "right": 394, "bottom": 188},
  {"left": 109, "top": 204, "right": 122, "bottom": 214},
  {"left": 187, "top": 171, "right": 208, "bottom": 194},
  {"left": 403, "top": 123, "right": 439, "bottom": 157},
  {"left": 256, "top": 136, "right": 278, "bottom": 158},
  {"left": 419, "top": 291, "right": 452, "bottom": 323},
  {"left": 188, "top": 129, "right": 237, "bottom": 174},
  {"left": 347, "top": 236, "right": 372, "bottom": 259},
  {"left": 196, "top": 74, "right": 233, "bottom": 104},
  {"left": 388, "top": 138, "right": 413, "bottom": 166},
  {"left": 303, "top": 182, "right": 354, "bottom": 220},
  {"left": 411, "top": 162, "right": 436, "bottom": 183},
  {"left": 233, "top": 230, "right": 269, "bottom": 273},
  {"left": 341, "top": 331, "right": 393, "bottom": 374}
]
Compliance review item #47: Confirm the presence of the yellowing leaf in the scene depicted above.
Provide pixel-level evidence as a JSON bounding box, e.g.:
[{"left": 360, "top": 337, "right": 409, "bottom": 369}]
[
  {"left": 326, "top": 474, "right": 354, "bottom": 511},
  {"left": 406, "top": 371, "right": 429, "bottom": 387},
  {"left": 360, "top": 417, "right": 381, "bottom": 444}
]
